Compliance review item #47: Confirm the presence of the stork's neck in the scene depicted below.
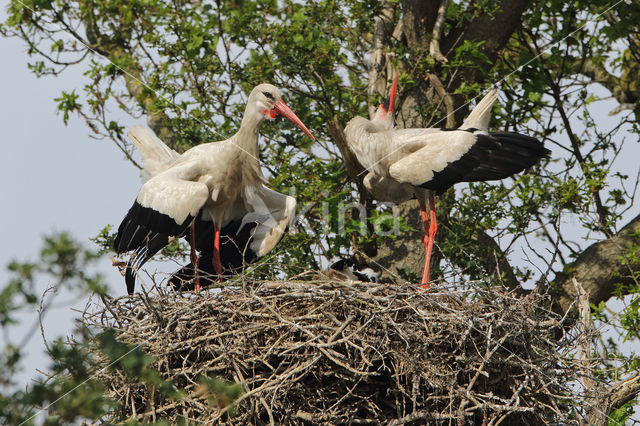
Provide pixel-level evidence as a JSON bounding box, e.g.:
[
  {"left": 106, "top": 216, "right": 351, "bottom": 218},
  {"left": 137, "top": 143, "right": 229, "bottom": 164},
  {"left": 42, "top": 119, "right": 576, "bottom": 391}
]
[
  {"left": 233, "top": 104, "right": 264, "bottom": 159},
  {"left": 229, "top": 103, "right": 266, "bottom": 187},
  {"left": 346, "top": 116, "right": 388, "bottom": 143}
]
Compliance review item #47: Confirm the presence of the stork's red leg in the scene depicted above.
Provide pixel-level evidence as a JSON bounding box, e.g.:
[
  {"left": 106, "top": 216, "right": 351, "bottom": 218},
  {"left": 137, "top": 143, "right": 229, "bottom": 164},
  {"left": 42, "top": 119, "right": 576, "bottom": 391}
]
[
  {"left": 420, "top": 195, "right": 438, "bottom": 289},
  {"left": 419, "top": 200, "right": 431, "bottom": 287},
  {"left": 190, "top": 223, "right": 201, "bottom": 292},
  {"left": 212, "top": 223, "right": 223, "bottom": 282}
]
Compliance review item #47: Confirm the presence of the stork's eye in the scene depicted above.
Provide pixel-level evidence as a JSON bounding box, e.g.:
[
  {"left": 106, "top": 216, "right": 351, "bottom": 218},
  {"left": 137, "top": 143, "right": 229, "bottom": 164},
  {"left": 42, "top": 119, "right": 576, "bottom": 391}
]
[{"left": 262, "top": 91, "right": 275, "bottom": 100}]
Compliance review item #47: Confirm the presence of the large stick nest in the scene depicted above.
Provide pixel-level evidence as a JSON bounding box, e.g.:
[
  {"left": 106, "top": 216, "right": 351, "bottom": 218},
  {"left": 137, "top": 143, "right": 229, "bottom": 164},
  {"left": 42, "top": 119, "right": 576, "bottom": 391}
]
[{"left": 84, "top": 280, "right": 580, "bottom": 424}]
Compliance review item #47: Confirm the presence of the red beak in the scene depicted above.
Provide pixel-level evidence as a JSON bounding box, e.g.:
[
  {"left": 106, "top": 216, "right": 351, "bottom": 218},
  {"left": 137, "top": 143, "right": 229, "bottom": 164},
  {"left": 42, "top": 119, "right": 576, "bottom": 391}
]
[
  {"left": 273, "top": 100, "right": 315, "bottom": 140},
  {"left": 388, "top": 72, "right": 398, "bottom": 114}
]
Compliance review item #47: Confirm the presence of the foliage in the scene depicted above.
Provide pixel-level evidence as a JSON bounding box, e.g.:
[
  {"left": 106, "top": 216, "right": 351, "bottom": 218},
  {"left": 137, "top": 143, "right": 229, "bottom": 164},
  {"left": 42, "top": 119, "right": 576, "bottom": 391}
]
[
  {"left": 0, "top": 234, "right": 243, "bottom": 424},
  {"left": 197, "top": 376, "right": 244, "bottom": 418},
  {"left": 0, "top": 233, "right": 110, "bottom": 424},
  {"left": 2, "top": 0, "right": 638, "bottom": 286},
  {"left": 2, "top": 0, "right": 640, "bottom": 422}
]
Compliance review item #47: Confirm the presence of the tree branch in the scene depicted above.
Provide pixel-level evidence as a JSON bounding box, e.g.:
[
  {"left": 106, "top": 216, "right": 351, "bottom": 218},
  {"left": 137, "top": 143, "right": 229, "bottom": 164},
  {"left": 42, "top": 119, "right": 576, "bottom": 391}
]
[
  {"left": 551, "top": 212, "right": 640, "bottom": 316},
  {"left": 429, "top": 0, "right": 449, "bottom": 63},
  {"left": 472, "top": 229, "right": 520, "bottom": 291},
  {"left": 576, "top": 57, "right": 639, "bottom": 109},
  {"left": 606, "top": 372, "right": 640, "bottom": 417},
  {"left": 534, "top": 50, "right": 640, "bottom": 120},
  {"left": 368, "top": 1, "right": 397, "bottom": 119},
  {"left": 326, "top": 116, "right": 365, "bottom": 184},
  {"left": 571, "top": 278, "right": 609, "bottom": 425},
  {"left": 525, "top": 30, "right": 613, "bottom": 237},
  {"left": 82, "top": 8, "right": 178, "bottom": 149},
  {"left": 428, "top": 73, "right": 456, "bottom": 128},
  {"left": 442, "top": 0, "right": 529, "bottom": 93}
]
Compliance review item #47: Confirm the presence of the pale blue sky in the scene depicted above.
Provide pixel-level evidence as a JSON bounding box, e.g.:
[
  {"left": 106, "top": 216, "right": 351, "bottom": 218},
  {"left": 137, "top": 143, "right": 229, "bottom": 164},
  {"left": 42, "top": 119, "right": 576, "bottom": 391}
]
[{"left": 0, "top": 28, "right": 140, "bottom": 388}]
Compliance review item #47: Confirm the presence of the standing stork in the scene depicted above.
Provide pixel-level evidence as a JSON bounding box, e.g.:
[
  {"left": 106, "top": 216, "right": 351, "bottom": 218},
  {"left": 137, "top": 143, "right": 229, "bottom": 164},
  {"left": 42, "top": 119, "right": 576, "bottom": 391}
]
[
  {"left": 344, "top": 74, "right": 549, "bottom": 288},
  {"left": 114, "top": 84, "right": 313, "bottom": 294}
]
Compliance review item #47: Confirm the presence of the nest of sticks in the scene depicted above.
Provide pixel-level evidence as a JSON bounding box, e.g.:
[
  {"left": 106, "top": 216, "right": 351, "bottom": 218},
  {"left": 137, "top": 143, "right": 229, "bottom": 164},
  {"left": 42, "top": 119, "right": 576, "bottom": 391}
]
[{"left": 84, "top": 279, "right": 581, "bottom": 424}]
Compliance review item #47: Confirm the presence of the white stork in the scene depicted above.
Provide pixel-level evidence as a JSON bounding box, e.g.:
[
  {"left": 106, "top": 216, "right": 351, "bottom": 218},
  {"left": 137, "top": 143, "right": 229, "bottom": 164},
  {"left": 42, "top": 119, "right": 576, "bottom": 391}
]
[
  {"left": 114, "top": 84, "right": 314, "bottom": 294},
  {"left": 344, "top": 74, "right": 549, "bottom": 288}
]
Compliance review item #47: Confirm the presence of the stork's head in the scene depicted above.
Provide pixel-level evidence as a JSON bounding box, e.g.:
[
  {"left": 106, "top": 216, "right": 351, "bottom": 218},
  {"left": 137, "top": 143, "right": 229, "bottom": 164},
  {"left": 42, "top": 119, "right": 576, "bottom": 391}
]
[
  {"left": 372, "top": 72, "right": 398, "bottom": 130},
  {"left": 248, "top": 83, "right": 314, "bottom": 139}
]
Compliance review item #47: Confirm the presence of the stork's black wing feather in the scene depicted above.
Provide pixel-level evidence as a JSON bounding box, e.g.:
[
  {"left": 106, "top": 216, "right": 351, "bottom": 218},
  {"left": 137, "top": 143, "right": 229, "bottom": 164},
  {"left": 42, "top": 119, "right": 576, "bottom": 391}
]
[
  {"left": 114, "top": 200, "right": 194, "bottom": 253},
  {"left": 421, "top": 131, "right": 550, "bottom": 195},
  {"left": 114, "top": 199, "right": 195, "bottom": 294},
  {"left": 123, "top": 232, "right": 170, "bottom": 294}
]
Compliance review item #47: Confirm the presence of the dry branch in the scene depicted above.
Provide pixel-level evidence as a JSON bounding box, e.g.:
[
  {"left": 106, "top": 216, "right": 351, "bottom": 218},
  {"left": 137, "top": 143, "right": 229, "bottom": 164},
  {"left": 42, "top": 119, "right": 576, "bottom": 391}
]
[{"left": 84, "top": 280, "right": 584, "bottom": 424}]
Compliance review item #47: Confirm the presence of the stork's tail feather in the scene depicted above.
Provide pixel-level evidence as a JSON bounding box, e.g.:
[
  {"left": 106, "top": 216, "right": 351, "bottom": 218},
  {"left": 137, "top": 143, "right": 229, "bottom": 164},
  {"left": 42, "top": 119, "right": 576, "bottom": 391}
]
[
  {"left": 128, "top": 125, "right": 179, "bottom": 180},
  {"left": 461, "top": 89, "right": 498, "bottom": 132},
  {"left": 128, "top": 125, "right": 177, "bottom": 161}
]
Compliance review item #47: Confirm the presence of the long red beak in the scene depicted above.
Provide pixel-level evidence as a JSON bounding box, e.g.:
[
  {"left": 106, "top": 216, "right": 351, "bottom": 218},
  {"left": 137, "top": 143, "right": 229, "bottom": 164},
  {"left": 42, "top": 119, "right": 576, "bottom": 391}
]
[
  {"left": 273, "top": 100, "right": 315, "bottom": 140},
  {"left": 388, "top": 72, "right": 398, "bottom": 113}
]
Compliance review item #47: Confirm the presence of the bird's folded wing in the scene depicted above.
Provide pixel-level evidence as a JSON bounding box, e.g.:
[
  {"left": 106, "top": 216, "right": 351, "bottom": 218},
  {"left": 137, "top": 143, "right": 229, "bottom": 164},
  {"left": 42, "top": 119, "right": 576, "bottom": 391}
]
[
  {"left": 114, "top": 163, "right": 209, "bottom": 255},
  {"left": 137, "top": 172, "right": 209, "bottom": 231},
  {"left": 243, "top": 185, "right": 296, "bottom": 257},
  {"left": 388, "top": 130, "right": 477, "bottom": 186},
  {"left": 128, "top": 125, "right": 180, "bottom": 181}
]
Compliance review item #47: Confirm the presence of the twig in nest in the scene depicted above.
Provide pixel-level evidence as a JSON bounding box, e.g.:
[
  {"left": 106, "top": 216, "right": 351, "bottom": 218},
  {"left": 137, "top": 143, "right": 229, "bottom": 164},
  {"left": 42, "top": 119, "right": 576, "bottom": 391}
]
[{"left": 84, "top": 280, "right": 584, "bottom": 424}]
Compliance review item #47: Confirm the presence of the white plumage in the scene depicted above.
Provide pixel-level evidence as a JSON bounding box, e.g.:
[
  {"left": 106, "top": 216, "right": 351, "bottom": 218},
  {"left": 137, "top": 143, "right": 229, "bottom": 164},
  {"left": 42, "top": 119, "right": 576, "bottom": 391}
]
[
  {"left": 345, "top": 84, "right": 499, "bottom": 198},
  {"left": 344, "top": 74, "right": 548, "bottom": 287},
  {"left": 114, "top": 84, "right": 313, "bottom": 294},
  {"left": 128, "top": 125, "right": 180, "bottom": 181}
]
